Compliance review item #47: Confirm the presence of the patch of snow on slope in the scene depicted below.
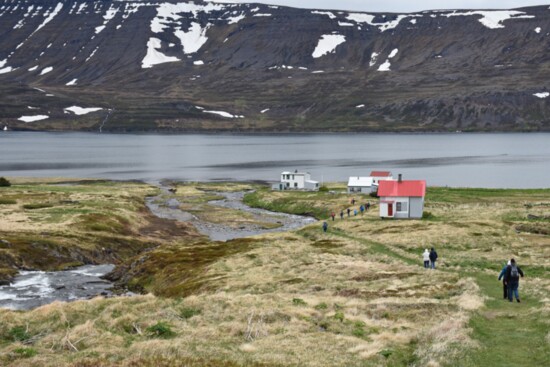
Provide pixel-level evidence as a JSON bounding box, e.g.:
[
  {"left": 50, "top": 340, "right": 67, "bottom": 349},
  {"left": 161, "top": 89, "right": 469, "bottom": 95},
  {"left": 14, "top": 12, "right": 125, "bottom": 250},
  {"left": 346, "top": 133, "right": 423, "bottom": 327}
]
[
  {"left": 18, "top": 115, "right": 49, "bottom": 122},
  {"left": 339, "top": 21, "right": 354, "bottom": 26},
  {"left": 253, "top": 13, "right": 271, "bottom": 17},
  {"left": 369, "top": 52, "right": 379, "bottom": 67},
  {"left": 151, "top": 2, "right": 224, "bottom": 33},
  {"left": 30, "top": 3, "right": 63, "bottom": 38},
  {"left": 443, "top": 10, "right": 534, "bottom": 29},
  {"left": 194, "top": 60, "right": 204, "bottom": 65},
  {"left": 66, "top": 78, "right": 78, "bottom": 86},
  {"left": 28, "top": 65, "right": 38, "bottom": 71},
  {"left": 14, "top": 5, "right": 34, "bottom": 29},
  {"left": 311, "top": 11, "right": 336, "bottom": 19},
  {"left": 535, "top": 27, "right": 541, "bottom": 33},
  {"left": 533, "top": 92, "right": 549, "bottom": 98},
  {"left": 95, "top": 5, "right": 119, "bottom": 34},
  {"left": 227, "top": 13, "right": 245, "bottom": 24},
  {"left": 260, "top": 108, "right": 270, "bottom": 113},
  {"left": 0, "top": 67, "right": 14, "bottom": 74},
  {"left": 85, "top": 47, "right": 99, "bottom": 62},
  {"left": 356, "top": 104, "right": 365, "bottom": 108},
  {"left": 378, "top": 49, "right": 398, "bottom": 71},
  {"left": 76, "top": 3, "right": 87, "bottom": 14},
  {"left": 0, "top": 59, "right": 6, "bottom": 68},
  {"left": 64, "top": 106, "right": 103, "bottom": 115},
  {"left": 174, "top": 22, "right": 211, "bottom": 54},
  {"left": 142, "top": 38, "right": 180, "bottom": 69},
  {"left": 312, "top": 34, "right": 346, "bottom": 58},
  {"left": 40, "top": 66, "right": 53, "bottom": 75},
  {"left": 378, "top": 61, "right": 391, "bottom": 72},
  {"left": 203, "top": 110, "right": 244, "bottom": 118},
  {"left": 346, "top": 13, "right": 411, "bottom": 32}
]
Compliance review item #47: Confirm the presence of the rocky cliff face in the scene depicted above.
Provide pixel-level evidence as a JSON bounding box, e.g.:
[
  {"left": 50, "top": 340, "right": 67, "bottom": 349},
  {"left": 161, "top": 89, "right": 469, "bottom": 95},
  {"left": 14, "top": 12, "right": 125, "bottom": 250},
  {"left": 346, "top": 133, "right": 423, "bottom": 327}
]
[{"left": 1, "top": 0, "right": 550, "bottom": 132}]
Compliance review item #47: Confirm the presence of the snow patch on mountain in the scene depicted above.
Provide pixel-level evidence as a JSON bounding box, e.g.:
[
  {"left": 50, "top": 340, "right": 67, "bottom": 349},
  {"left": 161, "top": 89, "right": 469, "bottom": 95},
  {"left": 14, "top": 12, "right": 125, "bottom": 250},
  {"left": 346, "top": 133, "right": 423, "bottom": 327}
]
[
  {"left": 312, "top": 34, "right": 346, "bottom": 58},
  {"left": 40, "top": 66, "right": 53, "bottom": 75},
  {"left": 533, "top": 92, "right": 549, "bottom": 98},
  {"left": 203, "top": 110, "right": 244, "bottom": 118},
  {"left": 142, "top": 38, "right": 181, "bottom": 68},
  {"left": 64, "top": 106, "right": 103, "bottom": 115},
  {"left": 66, "top": 78, "right": 78, "bottom": 86},
  {"left": 311, "top": 11, "right": 336, "bottom": 19},
  {"left": 18, "top": 115, "right": 49, "bottom": 122},
  {"left": 174, "top": 22, "right": 211, "bottom": 54},
  {"left": 443, "top": 10, "right": 534, "bottom": 29}
]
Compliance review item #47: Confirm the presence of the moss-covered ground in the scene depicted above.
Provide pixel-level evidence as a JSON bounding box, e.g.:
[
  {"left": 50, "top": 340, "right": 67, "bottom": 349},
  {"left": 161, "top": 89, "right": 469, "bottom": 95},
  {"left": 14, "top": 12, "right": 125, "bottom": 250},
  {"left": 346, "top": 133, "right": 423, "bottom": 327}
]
[{"left": 0, "top": 181, "right": 548, "bottom": 366}]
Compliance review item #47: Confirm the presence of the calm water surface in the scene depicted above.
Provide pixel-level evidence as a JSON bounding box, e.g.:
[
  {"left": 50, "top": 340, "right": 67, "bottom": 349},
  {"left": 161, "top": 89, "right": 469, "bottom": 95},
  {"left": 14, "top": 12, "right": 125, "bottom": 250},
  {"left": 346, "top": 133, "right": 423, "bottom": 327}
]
[{"left": 1, "top": 132, "right": 549, "bottom": 188}]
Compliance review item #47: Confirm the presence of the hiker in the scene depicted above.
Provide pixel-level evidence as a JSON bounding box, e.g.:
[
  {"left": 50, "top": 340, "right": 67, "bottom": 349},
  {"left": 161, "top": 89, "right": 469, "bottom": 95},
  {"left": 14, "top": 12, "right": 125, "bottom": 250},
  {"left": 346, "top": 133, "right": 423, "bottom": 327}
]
[
  {"left": 351, "top": 198, "right": 356, "bottom": 205},
  {"left": 429, "top": 247, "right": 438, "bottom": 269},
  {"left": 360, "top": 205, "right": 364, "bottom": 215},
  {"left": 340, "top": 210, "right": 344, "bottom": 219},
  {"left": 347, "top": 208, "right": 351, "bottom": 217},
  {"left": 322, "top": 221, "right": 328, "bottom": 233},
  {"left": 498, "top": 261, "right": 511, "bottom": 299},
  {"left": 422, "top": 249, "right": 430, "bottom": 268},
  {"left": 504, "top": 258, "right": 524, "bottom": 303},
  {"left": 331, "top": 212, "right": 335, "bottom": 221},
  {"left": 366, "top": 202, "right": 371, "bottom": 211},
  {"left": 354, "top": 209, "right": 358, "bottom": 216}
]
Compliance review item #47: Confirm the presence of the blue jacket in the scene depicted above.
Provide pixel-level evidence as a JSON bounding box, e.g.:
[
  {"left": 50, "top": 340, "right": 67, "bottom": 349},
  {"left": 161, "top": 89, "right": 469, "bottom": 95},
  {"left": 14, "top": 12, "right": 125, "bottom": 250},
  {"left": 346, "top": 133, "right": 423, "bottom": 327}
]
[{"left": 498, "top": 265, "right": 507, "bottom": 281}]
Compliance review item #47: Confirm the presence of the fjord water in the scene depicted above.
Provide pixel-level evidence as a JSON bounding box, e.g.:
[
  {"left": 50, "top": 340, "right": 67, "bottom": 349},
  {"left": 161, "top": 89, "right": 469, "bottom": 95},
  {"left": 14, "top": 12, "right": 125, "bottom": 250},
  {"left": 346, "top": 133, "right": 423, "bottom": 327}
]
[{"left": 1, "top": 132, "right": 549, "bottom": 188}]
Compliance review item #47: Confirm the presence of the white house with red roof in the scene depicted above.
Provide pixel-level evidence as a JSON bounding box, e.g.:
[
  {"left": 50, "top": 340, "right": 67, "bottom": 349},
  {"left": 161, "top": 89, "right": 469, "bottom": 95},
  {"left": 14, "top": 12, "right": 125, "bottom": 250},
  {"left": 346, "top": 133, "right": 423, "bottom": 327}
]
[
  {"left": 369, "top": 171, "right": 393, "bottom": 185},
  {"left": 378, "top": 175, "right": 426, "bottom": 219}
]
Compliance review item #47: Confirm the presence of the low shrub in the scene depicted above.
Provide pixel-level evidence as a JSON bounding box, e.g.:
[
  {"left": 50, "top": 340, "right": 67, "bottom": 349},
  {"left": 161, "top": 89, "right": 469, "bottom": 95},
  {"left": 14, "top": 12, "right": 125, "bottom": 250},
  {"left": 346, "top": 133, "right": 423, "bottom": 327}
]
[
  {"left": 8, "top": 326, "right": 31, "bottom": 342},
  {"left": 23, "top": 203, "right": 54, "bottom": 210},
  {"left": 0, "top": 177, "right": 11, "bottom": 187},
  {"left": 180, "top": 307, "right": 201, "bottom": 319},
  {"left": 146, "top": 322, "right": 176, "bottom": 339},
  {"left": 13, "top": 347, "right": 38, "bottom": 358},
  {"left": 0, "top": 199, "right": 17, "bottom": 205},
  {"left": 292, "top": 298, "right": 307, "bottom": 306}
]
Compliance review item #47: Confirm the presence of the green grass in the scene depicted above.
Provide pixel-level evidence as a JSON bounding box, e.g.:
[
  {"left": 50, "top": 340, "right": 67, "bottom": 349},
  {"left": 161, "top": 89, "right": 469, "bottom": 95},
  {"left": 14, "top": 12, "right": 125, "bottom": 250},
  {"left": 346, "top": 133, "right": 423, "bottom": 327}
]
[{"left": 458, "top": 273, "right": 550, "bottom": 367}]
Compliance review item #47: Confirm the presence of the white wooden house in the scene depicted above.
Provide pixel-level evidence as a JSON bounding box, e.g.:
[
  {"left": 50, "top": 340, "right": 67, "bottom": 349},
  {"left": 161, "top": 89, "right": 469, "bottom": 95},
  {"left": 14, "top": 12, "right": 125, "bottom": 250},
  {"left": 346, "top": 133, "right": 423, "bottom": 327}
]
[
  {"left": 369, "top": 171, "right": 393, "bottom": 185},
  {"left": 378, "top": 175, "right": 426, "bottom": 219},
  {"left": 347, "top": 177, "right": 375, "bottom": 194},
  {"left": 272, "top": 170, "right": 319, "bottom": 191}
]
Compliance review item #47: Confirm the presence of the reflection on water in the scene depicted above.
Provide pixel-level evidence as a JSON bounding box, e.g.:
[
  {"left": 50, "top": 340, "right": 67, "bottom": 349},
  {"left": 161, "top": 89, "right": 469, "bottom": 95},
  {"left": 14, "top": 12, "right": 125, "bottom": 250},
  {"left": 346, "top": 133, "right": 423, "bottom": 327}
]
[{"left": 1, "top": 132, "right": 549, "bottom": 188}]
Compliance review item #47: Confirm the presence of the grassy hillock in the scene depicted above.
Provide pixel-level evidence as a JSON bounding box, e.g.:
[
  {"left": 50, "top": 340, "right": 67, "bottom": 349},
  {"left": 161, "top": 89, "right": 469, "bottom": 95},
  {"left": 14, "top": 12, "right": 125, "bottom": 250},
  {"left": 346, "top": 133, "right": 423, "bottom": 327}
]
[{"left": 0, "top": 181, "right": 548, "bottom": 366}]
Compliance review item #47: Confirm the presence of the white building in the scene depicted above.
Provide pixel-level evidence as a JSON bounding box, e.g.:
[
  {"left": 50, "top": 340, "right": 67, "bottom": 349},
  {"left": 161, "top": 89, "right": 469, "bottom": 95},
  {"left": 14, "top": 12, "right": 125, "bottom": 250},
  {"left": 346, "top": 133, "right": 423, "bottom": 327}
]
[
  {"left": 369, "top": 171, "right": 393, "bottom": 185},
  {"left": 272, "top": 171, "right": 319, "bottom": 191},
  {"left": 347, "top": 177, "right": 375, "bottom": 194},
  {"left": 378, "top": 175, "right": 426, "bottom": 219}
]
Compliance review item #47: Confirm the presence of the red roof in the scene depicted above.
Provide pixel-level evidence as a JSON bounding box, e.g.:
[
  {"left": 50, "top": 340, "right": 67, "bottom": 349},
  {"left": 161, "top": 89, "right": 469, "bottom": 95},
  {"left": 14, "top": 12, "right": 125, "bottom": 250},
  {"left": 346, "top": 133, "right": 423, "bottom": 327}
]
[
  {"left": 370, "top": 171, "right": 392, "bottom": 177},
  {"left": 378, "top": 180, "right": 426, "bottom": 197}
]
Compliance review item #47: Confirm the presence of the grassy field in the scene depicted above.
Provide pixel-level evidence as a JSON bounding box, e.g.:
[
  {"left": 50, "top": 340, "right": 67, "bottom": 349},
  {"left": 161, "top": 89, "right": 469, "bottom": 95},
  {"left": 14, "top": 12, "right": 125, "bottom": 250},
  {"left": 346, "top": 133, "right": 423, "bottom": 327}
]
[{"left": 0, "top": 181, "right": 548, "bottom": 366}]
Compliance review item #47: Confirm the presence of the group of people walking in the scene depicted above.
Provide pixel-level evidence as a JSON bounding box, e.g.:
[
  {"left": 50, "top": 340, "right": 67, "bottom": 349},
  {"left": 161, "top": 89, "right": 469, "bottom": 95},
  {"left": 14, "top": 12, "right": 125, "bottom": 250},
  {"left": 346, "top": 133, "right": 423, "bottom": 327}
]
[
  {"left": 323, "top": 199, "right": 372, "bottom": 232},
  {"left": 422, "top": 248, "right": 438, "bottom": 269}
]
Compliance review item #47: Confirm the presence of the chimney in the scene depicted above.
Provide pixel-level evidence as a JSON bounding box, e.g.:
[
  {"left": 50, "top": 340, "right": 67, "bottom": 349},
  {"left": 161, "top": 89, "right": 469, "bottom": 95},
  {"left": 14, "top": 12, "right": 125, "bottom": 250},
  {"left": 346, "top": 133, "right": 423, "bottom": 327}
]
[{"left": 398, "top": 174, "right": 402, "bottom": 182}]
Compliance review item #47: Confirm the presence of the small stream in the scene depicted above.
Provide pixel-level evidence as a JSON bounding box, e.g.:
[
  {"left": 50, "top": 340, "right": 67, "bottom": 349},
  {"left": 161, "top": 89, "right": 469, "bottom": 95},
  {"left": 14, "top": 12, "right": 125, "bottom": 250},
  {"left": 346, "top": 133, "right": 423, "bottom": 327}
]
[
  {"left": 0, "top": 264, "right": 115, "bottom": 311},
  {"left": 146, "top": 187, "right": 316, "bottom": 241}
]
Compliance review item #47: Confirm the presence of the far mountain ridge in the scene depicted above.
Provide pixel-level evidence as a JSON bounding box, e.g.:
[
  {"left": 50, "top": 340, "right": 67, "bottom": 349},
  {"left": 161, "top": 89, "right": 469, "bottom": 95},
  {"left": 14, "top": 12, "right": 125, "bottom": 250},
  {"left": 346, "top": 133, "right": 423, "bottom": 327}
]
[{"left": 1, "top": 0, "right": 550, "bottom": 132}]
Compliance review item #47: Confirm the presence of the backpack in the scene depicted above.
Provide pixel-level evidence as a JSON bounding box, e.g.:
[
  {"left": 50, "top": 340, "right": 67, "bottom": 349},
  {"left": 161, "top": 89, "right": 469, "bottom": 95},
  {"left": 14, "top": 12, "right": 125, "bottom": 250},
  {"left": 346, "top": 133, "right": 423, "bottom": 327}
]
[{"left": 510, "top": 265, "right": 519, "bottom": 278}]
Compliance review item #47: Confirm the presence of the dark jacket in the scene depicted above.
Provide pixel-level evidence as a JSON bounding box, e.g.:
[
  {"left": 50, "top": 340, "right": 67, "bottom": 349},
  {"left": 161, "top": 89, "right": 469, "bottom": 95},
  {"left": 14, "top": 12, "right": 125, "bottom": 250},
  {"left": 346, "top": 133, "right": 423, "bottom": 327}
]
[
  {"left": 504, "top": 265, "right": 524, "bottom": 284},
  {"left": 429, "top": 250, "right": 438, "bottom": 262}
]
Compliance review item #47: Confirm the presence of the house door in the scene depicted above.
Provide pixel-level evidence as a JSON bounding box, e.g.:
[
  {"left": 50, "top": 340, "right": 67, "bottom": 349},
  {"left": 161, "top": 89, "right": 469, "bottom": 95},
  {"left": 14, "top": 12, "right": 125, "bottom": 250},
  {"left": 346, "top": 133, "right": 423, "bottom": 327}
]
[{"left": 387, "top": 203, "right": 393, "bottom": 217}]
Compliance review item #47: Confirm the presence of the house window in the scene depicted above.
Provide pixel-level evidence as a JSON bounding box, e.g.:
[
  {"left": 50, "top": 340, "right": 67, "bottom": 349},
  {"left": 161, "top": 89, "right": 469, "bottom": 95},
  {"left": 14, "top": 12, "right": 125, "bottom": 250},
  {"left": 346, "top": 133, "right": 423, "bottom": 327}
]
[{"left": 396, "top": 202, "right": 408, "bottom": 212}]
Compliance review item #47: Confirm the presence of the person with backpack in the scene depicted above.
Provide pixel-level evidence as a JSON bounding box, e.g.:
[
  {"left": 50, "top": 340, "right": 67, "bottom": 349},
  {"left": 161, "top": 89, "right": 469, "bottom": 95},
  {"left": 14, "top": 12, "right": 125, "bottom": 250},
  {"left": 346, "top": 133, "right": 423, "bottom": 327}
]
[
  {"left": 330, "top": 212, "right": 335, "bottom": 221},
  {"left": 422, "top": 249, "right": 430, "bottom": 269},
  {"left": 359, "top": 205, "right": 364, "bottom": 215},
  {"left": 347, "top": 208, "right": 351, "bottom": 217},
  {"left": 429, "top": 247, "right": 438, "bottom": 269},
  {"left": 340, "top": 210, "right": 344, "bottom": 219},
  {"left": 504, "top": 258, "right": 524, "bottom": 303},
  {"left": 498, "top": 260, "right": 511, "bottom": 299},
  {"left": 322, "top": 221, "right": 328, "bottom": 233}
]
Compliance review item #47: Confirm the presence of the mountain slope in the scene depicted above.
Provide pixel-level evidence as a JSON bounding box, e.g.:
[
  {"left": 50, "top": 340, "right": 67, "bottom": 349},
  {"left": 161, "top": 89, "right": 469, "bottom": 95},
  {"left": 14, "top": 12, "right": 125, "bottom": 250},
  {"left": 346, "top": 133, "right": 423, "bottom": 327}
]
[{"left": 1, "top": 0, "right": 550, "bottom": 132}]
